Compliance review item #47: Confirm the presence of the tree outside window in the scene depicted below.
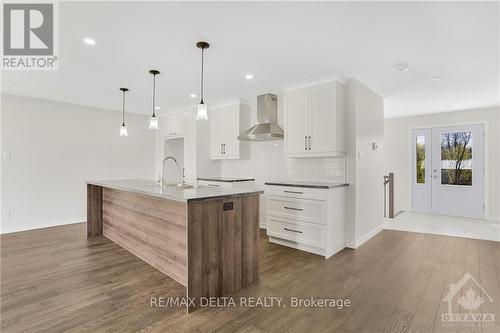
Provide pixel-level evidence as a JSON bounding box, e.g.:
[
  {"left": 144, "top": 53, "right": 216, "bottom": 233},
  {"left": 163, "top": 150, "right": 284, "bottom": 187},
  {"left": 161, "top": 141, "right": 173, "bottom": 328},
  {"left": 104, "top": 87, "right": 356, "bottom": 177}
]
[{"left": 441, "top": 132, "right": 472, "bottom": 186}]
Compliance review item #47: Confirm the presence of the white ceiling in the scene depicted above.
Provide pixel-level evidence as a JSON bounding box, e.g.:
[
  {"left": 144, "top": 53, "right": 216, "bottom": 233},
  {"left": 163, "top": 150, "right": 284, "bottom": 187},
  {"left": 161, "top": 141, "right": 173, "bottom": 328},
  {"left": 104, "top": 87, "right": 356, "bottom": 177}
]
[{"left": 2, "top": 1, "right": 499, "bottom": 118}]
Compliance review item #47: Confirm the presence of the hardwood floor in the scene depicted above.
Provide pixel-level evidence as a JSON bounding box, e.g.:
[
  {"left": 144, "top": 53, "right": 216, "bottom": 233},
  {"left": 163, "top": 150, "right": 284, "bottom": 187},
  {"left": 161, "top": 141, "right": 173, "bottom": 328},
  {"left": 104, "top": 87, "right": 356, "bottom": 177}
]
[{"left": 1, "top": 223, "right": 499, "bottom": 333}]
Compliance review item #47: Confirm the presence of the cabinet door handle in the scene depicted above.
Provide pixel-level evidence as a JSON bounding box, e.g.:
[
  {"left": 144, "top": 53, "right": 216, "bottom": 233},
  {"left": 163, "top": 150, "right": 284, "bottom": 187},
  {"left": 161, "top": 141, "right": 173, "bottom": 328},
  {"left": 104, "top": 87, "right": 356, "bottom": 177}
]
[
  {"left": 223, "top": 143, "right": 226, "bottom": 154},
  {"left": 284, "top": 206, "right": 303, "bottom": 211},
  {"left": 220, "top": 143, "right": 223, "bottom": 155},
  {"left": 284, "top": 227, "right": 303, "bottom": 234},
  {"left": 169, "top": 132, "right": 177, "bottom": 136},
  {"left": 304, "top": 136, "right": 307, "bottom": 151},
  {"left": 309, "top": 136, "right": 312, "bottom": 150},
  {"left": 284, "top": 190, "right": 303, "bottom": 194},
  {"left": 208, "top": 184, "right": 221, "bottom": 187}
]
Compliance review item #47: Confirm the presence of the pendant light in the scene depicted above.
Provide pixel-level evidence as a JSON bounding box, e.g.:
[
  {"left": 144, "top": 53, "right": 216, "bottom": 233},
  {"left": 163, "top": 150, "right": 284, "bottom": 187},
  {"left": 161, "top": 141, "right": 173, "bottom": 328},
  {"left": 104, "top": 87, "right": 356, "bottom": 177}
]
[
  {"left": 148, "top": 69, "right": 159, "bottom": 130},
  {"left": 196, "top": 41, "right": 209, "bottom": 120},
  {"left": 119, "top": 87, "right": 129, "bottom": 136}
]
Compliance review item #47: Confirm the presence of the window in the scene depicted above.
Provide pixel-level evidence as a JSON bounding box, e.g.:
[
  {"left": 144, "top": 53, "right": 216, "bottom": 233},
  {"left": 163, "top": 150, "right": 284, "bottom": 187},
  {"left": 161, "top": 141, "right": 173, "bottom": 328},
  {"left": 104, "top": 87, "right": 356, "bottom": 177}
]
[
  {"left": 441, "top": 132, "right": 472, "bottom": 186},
  {"left": 416, "top": 135, "right": 425, "bottom": 184}
]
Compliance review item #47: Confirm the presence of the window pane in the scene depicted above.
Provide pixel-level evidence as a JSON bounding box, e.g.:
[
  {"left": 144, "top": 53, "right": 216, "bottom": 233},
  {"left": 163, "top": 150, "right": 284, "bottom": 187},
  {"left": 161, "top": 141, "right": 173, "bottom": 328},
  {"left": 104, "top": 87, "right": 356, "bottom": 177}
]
[
  {"left": 416, "top": 135, "right": 425, "bottom": 184},
  {"left": 441, "top": 132, "right": 472, "bottom": 186}
]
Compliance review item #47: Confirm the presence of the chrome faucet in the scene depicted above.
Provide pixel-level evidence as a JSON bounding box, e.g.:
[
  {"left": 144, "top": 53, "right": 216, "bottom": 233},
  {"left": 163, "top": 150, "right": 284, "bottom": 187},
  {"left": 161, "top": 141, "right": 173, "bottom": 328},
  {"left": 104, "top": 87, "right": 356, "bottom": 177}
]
[{"left": 159, "top": 156, "right": 179, "bottom": 186}]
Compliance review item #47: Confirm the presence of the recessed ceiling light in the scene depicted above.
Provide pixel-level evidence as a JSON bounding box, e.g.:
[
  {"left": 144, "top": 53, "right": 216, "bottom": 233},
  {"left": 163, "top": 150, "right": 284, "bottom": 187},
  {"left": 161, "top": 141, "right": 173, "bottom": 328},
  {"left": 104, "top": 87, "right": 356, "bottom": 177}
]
[
  {"left": 154, "top": 106, "right": 160, "bottom": 110},
  {"left": 245, "top": 74, "right": 254, "bottom": 80},
  {"left": 83, "top": 38, "right": 96, "bottom": 45},
  {"left": 395, "top": 63, "right": 409, "bottom": 72},
  {"left": 428, "top": 76, "right": 440, "bottom": 81},
  {"left": 189, "top": 93, "right": 197, "bottom": 98}
]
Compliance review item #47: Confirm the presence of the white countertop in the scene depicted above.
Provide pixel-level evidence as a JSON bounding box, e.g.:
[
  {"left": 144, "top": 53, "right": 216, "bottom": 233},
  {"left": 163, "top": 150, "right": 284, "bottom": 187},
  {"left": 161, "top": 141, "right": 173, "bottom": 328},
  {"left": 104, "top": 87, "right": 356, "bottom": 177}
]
[{"left": 86, "top": 179, "right": 263, "bottom": 203}]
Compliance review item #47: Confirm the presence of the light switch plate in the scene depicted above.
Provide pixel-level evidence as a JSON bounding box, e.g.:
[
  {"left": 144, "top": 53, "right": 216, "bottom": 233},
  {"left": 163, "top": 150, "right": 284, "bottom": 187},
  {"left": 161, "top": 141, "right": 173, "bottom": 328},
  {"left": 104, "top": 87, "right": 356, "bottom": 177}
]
[{"left": 2, "top": 210, "right": 11, "bottom": 219}]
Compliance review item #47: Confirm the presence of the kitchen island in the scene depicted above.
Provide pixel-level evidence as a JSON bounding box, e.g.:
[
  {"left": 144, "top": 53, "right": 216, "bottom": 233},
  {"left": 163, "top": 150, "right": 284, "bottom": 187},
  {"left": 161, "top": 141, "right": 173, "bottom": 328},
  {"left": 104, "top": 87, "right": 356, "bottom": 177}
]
[{"left": 86, "top": 179, "right": 263, "bottom": 312}]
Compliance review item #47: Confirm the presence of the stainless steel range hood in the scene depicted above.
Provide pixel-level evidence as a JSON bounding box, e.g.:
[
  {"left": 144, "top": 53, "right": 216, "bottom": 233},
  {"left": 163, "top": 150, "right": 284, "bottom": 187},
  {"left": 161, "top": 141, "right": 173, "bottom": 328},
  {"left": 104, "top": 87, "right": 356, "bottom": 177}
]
[{"left": 238, "top": 93, "right": 284, "bottom": 141}]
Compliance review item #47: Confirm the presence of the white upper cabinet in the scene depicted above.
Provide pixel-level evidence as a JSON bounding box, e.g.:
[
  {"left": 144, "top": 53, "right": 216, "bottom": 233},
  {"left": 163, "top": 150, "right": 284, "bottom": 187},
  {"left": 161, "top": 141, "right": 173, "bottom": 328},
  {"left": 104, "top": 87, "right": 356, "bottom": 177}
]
[
  {"left": 164, "top": 113, "right": 186, "bottom": 138},
  {"left": 284, "top": 91, "right": 310, "bottom": 154},
  {"left": 284, "top": 81, "right": 345, "bottom": 157},
  {"left": 209, "top": 102, "right": 250, "bottom": 160}
]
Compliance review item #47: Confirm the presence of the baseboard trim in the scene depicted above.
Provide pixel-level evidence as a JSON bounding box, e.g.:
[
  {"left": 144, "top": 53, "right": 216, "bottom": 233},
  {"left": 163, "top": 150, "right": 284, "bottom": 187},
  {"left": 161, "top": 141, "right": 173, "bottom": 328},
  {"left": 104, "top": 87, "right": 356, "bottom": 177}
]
[
  {"left": 0, "top": 217, "right": 86, "bottom": 235},
  {"left": 346, "top": 223, "right": 385, "bottom": 249}
]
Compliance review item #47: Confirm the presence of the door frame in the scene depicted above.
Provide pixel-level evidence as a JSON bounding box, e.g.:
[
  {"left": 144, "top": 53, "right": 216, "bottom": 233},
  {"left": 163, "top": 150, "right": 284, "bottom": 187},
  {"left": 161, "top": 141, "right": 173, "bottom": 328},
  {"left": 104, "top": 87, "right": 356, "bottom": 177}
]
[{"left": 408, "top": 120, "right": 490, "bottom": 220}]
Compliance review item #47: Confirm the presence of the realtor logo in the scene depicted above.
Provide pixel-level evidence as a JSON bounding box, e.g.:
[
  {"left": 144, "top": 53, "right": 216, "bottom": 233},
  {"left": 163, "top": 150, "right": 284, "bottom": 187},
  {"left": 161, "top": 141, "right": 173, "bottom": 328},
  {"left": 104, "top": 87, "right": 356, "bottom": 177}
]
[
  {"left": 441, "top": 272, "right": 495, "bottom": 328},
  {"left": 2, "top": 1, "right": 58, "bottom": 69}
]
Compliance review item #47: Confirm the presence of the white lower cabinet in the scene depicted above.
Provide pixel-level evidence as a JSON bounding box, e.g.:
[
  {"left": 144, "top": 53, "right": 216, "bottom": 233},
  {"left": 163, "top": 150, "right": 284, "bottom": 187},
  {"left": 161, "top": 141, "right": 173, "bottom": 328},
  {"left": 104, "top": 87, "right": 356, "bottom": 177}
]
[{"left": 265, "top": 185, "right": 346, "bottom": 258}]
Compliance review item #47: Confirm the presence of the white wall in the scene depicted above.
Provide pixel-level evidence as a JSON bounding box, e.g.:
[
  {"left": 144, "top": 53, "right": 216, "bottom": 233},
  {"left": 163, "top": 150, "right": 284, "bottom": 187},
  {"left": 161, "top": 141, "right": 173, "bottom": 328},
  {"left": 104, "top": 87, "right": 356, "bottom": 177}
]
[
  {"left": 1, "top": 94, "right": 155, "bottom": 234},
  {"left": 384, "top": 106, "right": 500, "bottom": 221},
  {"left": 345, "top": 79, "right": 385, "bottom": 248}
]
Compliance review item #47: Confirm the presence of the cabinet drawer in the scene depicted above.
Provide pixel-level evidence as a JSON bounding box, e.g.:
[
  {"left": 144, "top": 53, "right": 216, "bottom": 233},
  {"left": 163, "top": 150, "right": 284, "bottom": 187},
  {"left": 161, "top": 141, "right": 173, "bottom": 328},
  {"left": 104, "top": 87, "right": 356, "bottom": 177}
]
[
  {"left": 266, "top": 186, "right": 327, "bottom": 200},
  {"left": 267, "top": 197, "right": 325, "bottom": 224},
  {"left": 267, "top": 218, "right": 324, "bottom": 248}
]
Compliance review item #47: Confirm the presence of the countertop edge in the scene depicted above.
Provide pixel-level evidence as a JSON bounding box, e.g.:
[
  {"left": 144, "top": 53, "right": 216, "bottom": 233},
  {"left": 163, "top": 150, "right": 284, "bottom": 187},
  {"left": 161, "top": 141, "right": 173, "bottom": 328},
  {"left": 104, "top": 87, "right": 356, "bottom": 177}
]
[
  {"left": 264, "top": 182, "right": 349, "bottom": 189},
  {"left": 186, "top": 190, "right": 264, "bottom": 202},
  {"left": 197, "top": 177, "right": 256, "bottom": 183}
]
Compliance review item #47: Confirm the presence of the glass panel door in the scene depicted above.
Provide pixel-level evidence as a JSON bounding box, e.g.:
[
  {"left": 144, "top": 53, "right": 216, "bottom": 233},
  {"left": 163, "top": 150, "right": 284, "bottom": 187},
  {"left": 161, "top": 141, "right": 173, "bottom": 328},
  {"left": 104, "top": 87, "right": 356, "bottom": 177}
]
[
  {"left": 412, "top": 129, "right": 432, "bottom": 213},
  {"left": 431, "top": 125, "right": 484, "bottom": 218}
]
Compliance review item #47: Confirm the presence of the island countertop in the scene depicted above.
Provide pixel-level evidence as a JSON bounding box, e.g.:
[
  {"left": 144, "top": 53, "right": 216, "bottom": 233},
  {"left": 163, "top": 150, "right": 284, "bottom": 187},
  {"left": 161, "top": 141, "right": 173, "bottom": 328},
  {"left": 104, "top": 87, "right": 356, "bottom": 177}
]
[{"left": 85, "top": 179, "right": 263, "bottom": 202}]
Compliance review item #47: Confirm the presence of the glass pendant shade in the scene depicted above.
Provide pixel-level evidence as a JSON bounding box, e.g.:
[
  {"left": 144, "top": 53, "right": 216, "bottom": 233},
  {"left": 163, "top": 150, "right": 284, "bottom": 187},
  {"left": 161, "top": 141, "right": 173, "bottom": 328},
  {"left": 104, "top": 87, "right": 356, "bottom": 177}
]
[
  {"left": 119, "top": 124, "right": 128, "bottom": 136},
  {"left": 149, "top": 116, "right": 159, "bottom": 129},
  {"left": 196, "top": 102, "right": 208, "bottom": 120}
]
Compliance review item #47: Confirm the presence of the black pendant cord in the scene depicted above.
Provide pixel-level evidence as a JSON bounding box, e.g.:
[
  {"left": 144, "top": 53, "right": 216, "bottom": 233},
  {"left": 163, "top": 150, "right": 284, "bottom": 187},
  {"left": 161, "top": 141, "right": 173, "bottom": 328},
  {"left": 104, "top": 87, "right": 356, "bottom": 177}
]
[
  {"left": 200, "top": 48, "right": 204, "bottom": 104},
  {"left": 152, "top": 73, "right": 156, "bottom": 117},
  {"left": 122, "top": 91, "right": 126, "bottom": 126}
]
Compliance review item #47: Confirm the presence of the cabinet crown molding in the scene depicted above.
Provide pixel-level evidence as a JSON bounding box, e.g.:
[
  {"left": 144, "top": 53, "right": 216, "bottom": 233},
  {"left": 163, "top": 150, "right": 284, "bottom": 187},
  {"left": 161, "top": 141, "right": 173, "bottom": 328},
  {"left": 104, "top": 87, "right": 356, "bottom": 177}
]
[
  {"left": 282, "top": 75, "right": 347, "bottom": 92},
  {"left": 210, "top": 98, "right": 251, "bottom": 110}
]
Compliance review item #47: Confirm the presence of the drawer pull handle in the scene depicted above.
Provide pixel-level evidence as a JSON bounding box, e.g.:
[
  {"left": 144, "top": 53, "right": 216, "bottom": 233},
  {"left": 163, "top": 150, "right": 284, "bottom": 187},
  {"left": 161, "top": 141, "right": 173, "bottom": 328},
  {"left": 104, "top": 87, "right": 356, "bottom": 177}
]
[
  {"left": 284, "top": 227, "right": 303, "bottom": 234},
  {"left": 169, "top": 132, "right": 177, "bottom": 136},
  {"left": 208, "top": 184, "right": 221, "bottom": 187},
  {"left": 284, "top": 190, "right": 303, "bottom": 194},
  {"left": 284, "top": 206, "right": 303, "bottom": 211}
]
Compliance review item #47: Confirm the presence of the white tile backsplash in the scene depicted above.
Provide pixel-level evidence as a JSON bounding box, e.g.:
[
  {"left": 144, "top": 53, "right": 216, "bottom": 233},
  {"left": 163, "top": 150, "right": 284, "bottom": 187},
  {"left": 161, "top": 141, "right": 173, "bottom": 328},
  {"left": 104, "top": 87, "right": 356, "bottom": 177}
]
[{"left": 221, "top": 140, "right": 345, "bottom": 189}]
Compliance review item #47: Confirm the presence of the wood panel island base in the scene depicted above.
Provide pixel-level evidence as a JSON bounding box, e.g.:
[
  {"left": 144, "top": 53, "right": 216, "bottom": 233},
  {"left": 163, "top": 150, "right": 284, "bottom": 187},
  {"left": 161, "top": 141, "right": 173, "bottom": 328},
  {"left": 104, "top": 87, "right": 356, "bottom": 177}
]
[{"left": 86, "top": 180, "right": 263, "bottom": 312}]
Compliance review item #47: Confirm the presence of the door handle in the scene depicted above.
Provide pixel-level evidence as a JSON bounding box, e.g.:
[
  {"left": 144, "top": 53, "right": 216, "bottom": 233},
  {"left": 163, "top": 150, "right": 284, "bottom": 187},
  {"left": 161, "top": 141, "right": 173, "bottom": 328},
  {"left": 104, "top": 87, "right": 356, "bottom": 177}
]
[
  {"left": 284, "top": 227, "right": 303, "bottom": 234},
  {"left": 284, "top": 206, "right": 303, "bottom": 211}
]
